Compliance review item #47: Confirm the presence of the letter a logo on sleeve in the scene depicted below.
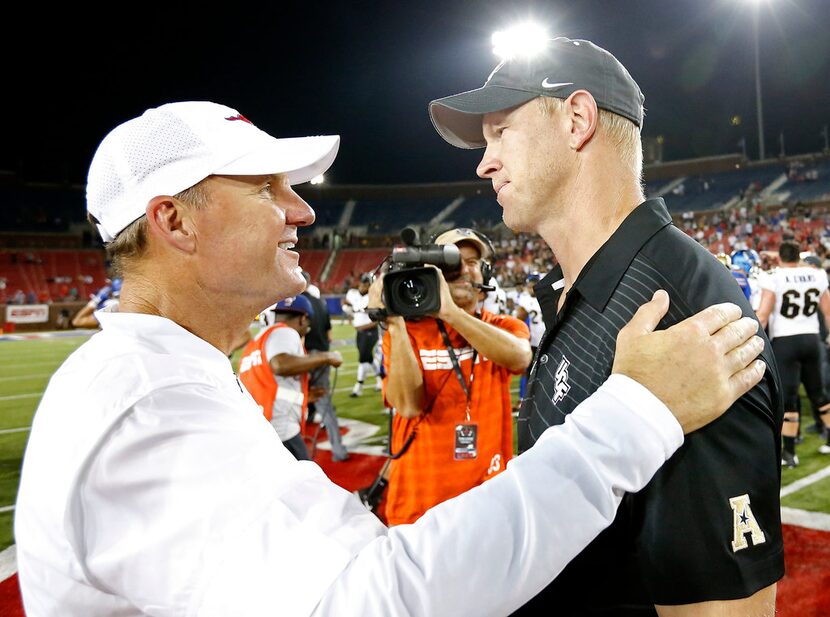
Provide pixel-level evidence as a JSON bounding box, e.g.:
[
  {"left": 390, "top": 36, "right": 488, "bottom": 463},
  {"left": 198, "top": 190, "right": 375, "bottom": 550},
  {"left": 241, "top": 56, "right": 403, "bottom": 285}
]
[{"left": 729, "top": 494, "right": 766, "bottom": 552}]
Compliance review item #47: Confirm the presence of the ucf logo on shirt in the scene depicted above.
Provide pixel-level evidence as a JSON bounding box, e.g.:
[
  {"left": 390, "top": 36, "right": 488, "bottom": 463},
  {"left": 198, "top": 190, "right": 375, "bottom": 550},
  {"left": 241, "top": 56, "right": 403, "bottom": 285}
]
[{"left": 553, "top": 356, "right": 571, "bottom": 403}]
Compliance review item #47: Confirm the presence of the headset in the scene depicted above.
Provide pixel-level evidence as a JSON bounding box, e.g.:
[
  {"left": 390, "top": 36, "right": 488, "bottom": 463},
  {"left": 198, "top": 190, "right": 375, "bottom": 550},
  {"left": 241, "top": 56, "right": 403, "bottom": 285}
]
[{"left": 429, "top": 227, "right": 496, "bottom": 287}]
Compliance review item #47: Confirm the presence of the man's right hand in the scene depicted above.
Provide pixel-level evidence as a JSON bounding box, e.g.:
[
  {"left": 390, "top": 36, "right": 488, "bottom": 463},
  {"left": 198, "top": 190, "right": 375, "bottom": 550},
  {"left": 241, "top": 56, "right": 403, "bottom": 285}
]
[
  {"left": 367, "top": 273, "right": 405, "bottom": 329},
  {"left": 327, "top": 351, "right": 343, "bottom": 368},
  {"left": 612, "top": 290, "right": 766, "bottom": 434}
]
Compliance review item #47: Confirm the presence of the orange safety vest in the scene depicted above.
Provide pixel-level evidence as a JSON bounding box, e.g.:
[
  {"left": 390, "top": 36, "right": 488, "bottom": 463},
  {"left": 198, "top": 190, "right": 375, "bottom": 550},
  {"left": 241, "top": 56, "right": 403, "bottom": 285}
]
[{"left": 238, "top": 324, "right": 309, "bottom": 427}]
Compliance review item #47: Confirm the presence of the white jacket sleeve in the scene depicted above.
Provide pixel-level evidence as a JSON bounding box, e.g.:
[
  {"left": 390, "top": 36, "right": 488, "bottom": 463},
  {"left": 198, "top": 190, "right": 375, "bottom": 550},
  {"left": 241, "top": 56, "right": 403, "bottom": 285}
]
[{"left": 311, "top": 374, "right": 683, "bottom": 617}]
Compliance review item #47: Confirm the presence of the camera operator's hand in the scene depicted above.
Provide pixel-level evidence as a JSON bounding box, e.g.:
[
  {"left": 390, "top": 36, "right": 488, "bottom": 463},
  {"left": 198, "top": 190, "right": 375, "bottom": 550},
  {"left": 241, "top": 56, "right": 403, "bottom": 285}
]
[
  {"left": 424, "top": 265, "right": 464, "bottom": 322},
  {"left": 366, "top": 274, "right": 385, "bottom": 310},
  {"left": 425, "top": 267, "right": 532, "bottom": 373}
]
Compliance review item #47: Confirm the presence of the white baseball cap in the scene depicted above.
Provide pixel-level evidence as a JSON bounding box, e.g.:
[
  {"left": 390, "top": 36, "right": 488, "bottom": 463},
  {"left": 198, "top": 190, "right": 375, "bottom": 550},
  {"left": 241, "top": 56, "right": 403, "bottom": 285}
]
[{"left": 86, "top": 101, "right": 340, "bottom": 242}]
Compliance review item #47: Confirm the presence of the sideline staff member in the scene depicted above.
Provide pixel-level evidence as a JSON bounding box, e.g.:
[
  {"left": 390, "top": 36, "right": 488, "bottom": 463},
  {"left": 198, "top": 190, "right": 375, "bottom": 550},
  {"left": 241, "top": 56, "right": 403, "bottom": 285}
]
[
  {"left": 15, "top": 101, "right": 766, "bottom": 616},
  {"left": 238, "top": 295, "right": 343, "bottom": 461},
  {"left": 378, "top": 228, "right": 530, "bottom": 525},
  {"left": 430, "top": 37, "right": 784, "bottom": 616}
]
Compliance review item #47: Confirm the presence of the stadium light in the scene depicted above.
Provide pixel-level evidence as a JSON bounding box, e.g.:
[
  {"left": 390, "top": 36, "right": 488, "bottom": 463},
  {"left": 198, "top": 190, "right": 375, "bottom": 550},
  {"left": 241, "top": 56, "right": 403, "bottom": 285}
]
[
  {"left": 309, "top": 174, "right": 325, "bottom": 185},
  {"left": 746, "top": 0, "right": 772, "bottom": 160},
  {"left": 491, "top": 22, "right": 549, "bottom": 60}
]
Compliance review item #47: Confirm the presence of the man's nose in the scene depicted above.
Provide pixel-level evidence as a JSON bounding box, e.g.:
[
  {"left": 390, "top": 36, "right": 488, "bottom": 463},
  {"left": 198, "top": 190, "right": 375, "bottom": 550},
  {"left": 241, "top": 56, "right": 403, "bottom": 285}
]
[
  {"left": 286, "top": 189, "right": 315, "bottom": 227},
  {"left": 476, "top": 145, "right": 501, "bottom": 179}
]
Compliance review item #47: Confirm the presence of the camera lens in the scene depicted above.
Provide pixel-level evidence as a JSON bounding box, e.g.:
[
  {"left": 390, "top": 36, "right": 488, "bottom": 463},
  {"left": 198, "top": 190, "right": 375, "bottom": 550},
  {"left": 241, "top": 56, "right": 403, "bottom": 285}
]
[{"left": 400, "top": 276, "right": 427, "bottom": 306}]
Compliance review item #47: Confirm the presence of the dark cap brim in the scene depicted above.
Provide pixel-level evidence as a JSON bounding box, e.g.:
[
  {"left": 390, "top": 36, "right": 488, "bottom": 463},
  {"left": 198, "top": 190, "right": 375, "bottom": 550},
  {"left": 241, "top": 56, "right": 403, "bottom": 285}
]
[{"left": 429, "top": 86, "right": 539, "bottom": 149}]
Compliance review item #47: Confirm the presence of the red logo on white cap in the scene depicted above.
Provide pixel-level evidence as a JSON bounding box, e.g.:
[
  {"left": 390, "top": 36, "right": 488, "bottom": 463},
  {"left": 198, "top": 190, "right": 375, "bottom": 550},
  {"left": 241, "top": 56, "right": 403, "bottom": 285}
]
[{"left": 225, "top": 114, "right": 253, "bottom": 125}]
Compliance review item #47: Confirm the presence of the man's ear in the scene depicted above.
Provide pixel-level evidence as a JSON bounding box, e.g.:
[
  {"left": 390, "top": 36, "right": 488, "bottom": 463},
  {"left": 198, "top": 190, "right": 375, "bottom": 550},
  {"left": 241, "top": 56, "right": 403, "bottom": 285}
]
[
  {"left": 145, "top": 196, "right": 197, "bottom": 253},
  {"left": 565, "top": 90, "right": 599, "bottom": 151}
]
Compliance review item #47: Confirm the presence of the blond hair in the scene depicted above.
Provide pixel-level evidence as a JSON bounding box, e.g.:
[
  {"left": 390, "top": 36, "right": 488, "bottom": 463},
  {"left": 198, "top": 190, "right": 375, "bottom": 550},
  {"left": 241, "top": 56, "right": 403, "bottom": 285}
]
[
  {"left": 537, "top": 96, "right": 643, "bottom": 181},
  {"left": 88, "top": 181, "right": 210, "bottom": 277}
]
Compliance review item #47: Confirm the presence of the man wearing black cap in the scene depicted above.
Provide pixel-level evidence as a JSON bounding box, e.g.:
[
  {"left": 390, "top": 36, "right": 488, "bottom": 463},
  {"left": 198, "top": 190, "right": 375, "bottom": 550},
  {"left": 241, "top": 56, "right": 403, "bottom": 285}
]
[{"left": 430, "top": 37, "right": 784, "bottom": 616}]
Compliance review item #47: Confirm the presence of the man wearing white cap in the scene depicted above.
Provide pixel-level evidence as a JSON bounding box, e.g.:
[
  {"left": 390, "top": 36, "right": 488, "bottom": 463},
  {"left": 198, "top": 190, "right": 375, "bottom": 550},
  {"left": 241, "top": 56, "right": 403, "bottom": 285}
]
[{"left": 15, "top": 101, "right": 767, "bottom": 616}]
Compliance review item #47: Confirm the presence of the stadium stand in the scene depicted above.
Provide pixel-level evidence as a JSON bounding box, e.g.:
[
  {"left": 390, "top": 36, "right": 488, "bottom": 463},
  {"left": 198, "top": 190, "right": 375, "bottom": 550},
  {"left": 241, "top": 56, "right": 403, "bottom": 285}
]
[
  {"left": 659, "top": 164, "right": 786, "bottom": 213},
  {"left": 2, "top": 152, "right": 830, "bottom": 312},
  {"left": 305, "top": 199, "right": 345, "bottom": 228},
  {"left": 0, "top": 249, "right": 108, "bottom": 304},
  {"left": 0, "top": 187, "right": 85, "bottom": 232},
  {"left": 777, "top": 158, "right": 830, "bottom": 204},
  {"left": 297, "top": 249, "right": 330, "bottom": 283},
  {"left": 447, "top": 194, "right": 503, "bottom": 229},
  {"left": 322, "top": 248, "right": 388, "bottom": 293},
  {"left": 349, "top": 197, "right": 450, "bottom": 233}
]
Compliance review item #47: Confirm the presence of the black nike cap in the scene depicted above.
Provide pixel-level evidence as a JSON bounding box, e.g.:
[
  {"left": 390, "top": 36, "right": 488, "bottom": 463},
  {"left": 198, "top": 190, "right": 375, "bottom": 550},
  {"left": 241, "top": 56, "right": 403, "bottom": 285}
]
[{"left": 429, "top": 37, "right": 645, "bottom": 149}]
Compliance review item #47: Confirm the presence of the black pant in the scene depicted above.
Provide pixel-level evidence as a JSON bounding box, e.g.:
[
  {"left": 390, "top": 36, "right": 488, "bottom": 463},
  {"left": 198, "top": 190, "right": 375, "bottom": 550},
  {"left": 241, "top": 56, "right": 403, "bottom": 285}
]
[
  {"left": 772, "top": 333, "right": 829, "bottom": 411},
  {"left": 356, "top": 326, "right": 379, "bottom": 363}
]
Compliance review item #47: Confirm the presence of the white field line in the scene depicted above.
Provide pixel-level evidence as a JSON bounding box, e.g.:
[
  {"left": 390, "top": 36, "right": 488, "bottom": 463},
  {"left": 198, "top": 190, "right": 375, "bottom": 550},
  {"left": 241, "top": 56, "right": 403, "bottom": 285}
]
[
  {"left": 780, "top": 465, "right": 830, "bottom": 498},
  {"left": 0, "top": 545, "right": 15, "bottom": 582},
  {"left": 0, "top": 360, "right": 63, "bottom": 369},
  {"left": 780, "top": 507, "right": 830, "bottom": 531},
  {"left": 0, "top": 427, "right": 30, "bottom": 435},
  {"left": 0, "top": 393, "right": 41, "bottom": 402},
  {"left": 0, "top": 373, "right": 51, "bottom": 382}
]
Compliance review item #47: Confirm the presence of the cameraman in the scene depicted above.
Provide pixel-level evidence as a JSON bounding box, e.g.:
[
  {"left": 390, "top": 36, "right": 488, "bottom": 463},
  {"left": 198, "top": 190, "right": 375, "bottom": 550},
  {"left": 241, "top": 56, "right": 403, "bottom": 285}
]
[{"left": 373, "top": 228, "right": 532, "bottom": 525}]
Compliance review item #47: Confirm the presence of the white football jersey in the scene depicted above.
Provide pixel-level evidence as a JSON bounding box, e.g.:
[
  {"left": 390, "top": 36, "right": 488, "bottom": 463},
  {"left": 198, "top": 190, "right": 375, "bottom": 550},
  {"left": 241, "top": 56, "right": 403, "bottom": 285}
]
[
  {"left": 517, "top": 291, "right": 545, "bottom": 348},
  {"left": 760, "top": 266, "right": 829, "bottom": 339},
  {"left": 748, "top": 271, "right": 765, "bottom": 312},
  {"left": 345, "top": 288, "right": 372, "bottom": 328},
  {"left": 482, "top": 278, "right": 507, "bottom": 315}
]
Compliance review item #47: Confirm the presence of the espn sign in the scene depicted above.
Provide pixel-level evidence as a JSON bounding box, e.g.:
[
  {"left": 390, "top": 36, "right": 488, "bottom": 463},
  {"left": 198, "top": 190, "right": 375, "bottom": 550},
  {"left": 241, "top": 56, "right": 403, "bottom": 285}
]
[{"left": 6, "top": 304, "right": 49, "bottom": 324}]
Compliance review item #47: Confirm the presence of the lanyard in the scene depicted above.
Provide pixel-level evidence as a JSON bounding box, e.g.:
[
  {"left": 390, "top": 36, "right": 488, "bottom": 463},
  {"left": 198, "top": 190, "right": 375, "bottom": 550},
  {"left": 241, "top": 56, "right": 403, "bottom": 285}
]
[{"left": 436, "top": 320, "right": 477, "bottom": 422}]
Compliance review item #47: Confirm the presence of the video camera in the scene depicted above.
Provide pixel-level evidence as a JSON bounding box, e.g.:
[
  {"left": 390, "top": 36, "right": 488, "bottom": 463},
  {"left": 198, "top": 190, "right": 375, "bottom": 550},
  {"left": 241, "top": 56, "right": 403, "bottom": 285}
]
[{"left": 382, "top": 227, "right": 461, "bottom": 318}]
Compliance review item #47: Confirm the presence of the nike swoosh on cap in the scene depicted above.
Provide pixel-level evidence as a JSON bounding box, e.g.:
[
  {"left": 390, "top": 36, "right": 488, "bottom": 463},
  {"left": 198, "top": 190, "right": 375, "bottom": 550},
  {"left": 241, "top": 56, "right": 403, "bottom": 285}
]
[{"left": 541, "top": 79, "right": 575, "bottom": 89}]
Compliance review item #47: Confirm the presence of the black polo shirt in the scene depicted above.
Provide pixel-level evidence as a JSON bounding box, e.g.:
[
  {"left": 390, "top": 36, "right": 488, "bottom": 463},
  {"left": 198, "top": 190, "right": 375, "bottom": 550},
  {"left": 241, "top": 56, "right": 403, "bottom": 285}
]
[{"left": 513, "top": 199, "right": 784, "bottom": 616}]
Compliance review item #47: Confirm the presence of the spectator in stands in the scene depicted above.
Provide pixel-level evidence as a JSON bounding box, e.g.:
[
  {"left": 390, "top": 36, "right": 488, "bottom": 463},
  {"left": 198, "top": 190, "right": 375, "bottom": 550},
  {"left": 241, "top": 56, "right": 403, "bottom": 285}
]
[
  {"left": 238, "top": 295, "right": 343, "bottom": 461},
  {"left": 430, "top": 35, "right": 783, "bottom": 616},
  {"left": 372, "top": 228, "right": 530, "bottom": 525},
  {"left": 15, "top": 100, "right": 766, "bottom": 615}
]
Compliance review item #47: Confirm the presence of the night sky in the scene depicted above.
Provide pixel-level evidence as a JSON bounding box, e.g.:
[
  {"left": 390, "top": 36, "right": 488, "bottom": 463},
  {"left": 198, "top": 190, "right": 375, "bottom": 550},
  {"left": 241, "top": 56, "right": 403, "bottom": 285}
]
[{"left": 4, "top": 0, "right": 829, "bottom": 187}]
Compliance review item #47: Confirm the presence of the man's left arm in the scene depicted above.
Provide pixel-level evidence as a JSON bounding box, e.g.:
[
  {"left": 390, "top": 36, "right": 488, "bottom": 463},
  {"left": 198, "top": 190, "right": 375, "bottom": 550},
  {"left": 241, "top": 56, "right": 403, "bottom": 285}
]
[{"left": 638, "top": 246, "right": 783, "bottom": 616}]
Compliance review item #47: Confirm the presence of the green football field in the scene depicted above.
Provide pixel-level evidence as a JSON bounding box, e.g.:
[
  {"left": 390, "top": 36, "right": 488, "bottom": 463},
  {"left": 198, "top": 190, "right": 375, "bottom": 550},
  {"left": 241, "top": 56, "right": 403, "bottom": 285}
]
[{"left": 1, "top": 322, "right": 828, "bottom": 550}]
